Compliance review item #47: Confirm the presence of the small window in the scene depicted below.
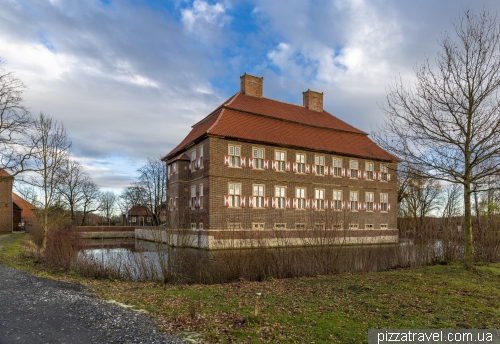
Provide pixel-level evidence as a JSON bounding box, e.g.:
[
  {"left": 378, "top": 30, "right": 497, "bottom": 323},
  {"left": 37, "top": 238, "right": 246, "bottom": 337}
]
[
  {"left": 228, "top": 183, "right": 241, "bottom": 207},
  {"left": 333, "top": 190, "right": 343, "bottom": 211},
  {"left": 333, "top": 223, "right": 343, "bottom": 230},
  {"left": 380, "top": 193, "right": 388, "bottom": 212},
  {"left": 380, "top": 223, "right": 388, "bottom": 229},
  {"left": 332, "top": 158, "right": 342, "bottom": 177},
  {"left": 228, "top": 222, "right": 241, "bottom": 230},
  {"left": 253, "top": 148, "right": 264, "bottom": 169},
  {"left": 199, "top": 184, "right": 203, "bottom": 209},
  {"left": 274, "top": 223, "right": 286, "bottom": 230},
  {"left": 349, "top": 223, "right": 359, "bottom": 230},
  {"left": 199, "top": 145, "right": 204, "bottom": 168},
  {"left": 366, "top": 192, "right": 374, "bottom": 212},
  {"left": 381, "top": 164, "right": 388, "bottom": 181},
  {"left": 314, "top": 223, "right": 325, "bottom": 230},
  {"left": 275, "top": 186, "right": 286, "bottom": 209},
  {"left": 173, "top": 162, "right": 177, "bottom": 174},
  {"left": 350, "top": 160, "right": 359, "bottom": 178},
  {"left": 366, "top": 162, "right": 374, "bottom": 180},
  {"left": 350, "top": 191, "right": 358, "bottom": 211},
  {"left": 365, "top": 224, "right": 374, "bottom": 229},
  {"left": 275, "top": 151, "right": 286, "bottom": 171},
  {"left": 228, "top": 145, "right": 241, "bottom": 167},
  {"left": 296, "top": 187, "right": 306, "bottom": 209},
  {"left": 295, "top": 223, "right": 306, "bottom": 230},
  {"left": 315, "top": 156, "right": 325, "bottom": 175},
  {"left": 253, "top": 185, "right": 265, "bottom": 208},
  {"left": 190, "top": 150, "right": 196, "bottom": 171},
  {"left": 191, "top": 185, "right": 196, "bottom": 210},
  {"left": 199, "top": 223, "right": 203, "bottom": 230},
  {"left": 296, "top": 154, "right": 306, "bottom": 173},
  {"left": 315, "top": 189, "right": 325, "bottom": 210},
  {"left": 131, "top": 217, "right": 137, "bottom": 223},
  {"left": 252, "top": 223, "right": 265, "bottom": 230},
  {"left": 191, "top": 223, "right": 196, "bottom": 230}
]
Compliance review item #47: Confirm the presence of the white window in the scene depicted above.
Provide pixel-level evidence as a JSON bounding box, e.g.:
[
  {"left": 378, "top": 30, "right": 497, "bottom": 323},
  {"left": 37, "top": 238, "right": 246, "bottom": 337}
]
[
  {"left": 199, "top": 223, "right": 203, "bottom": 230},
  {"left": 366, "top": 192, "right": 374, "bottom": 212},
  {"left": 275, "top": 186, "right": 286, "bottom": 209},
  {"left": 173, "top": 162, "right": 177, "bottom": 174},
  {"left": 295, "top": 223, "right": 306, "bottom": 230},
  {"left": 252, "top": 223, "right": 264, "bottom": 230},
  {"left": 253, "top": 185, "right": 265, "bottom": 208},
  {"left": 365, "top": 224, "right": 374, "bottom": 229},
  {"left": 191, "top": 150, "right": 196, "bottom": 171},
  {"left": 228, "top": 145, "right": 241, "bottom": 167},
  {"left": 228, "top": 183, "right": 241, "bottom": 207},
  {"left": 380, "top": 223, "right": 388, "bottom": 229},
  {"left": 315, "top": 156, "right": 325, "bottom": 175},
  {"left": 296, "top": 154, "right": 306, "bottom": 173},
  {"left": 366, "top": 162, "right": 374, "bottom": 180},
  {"left": 191, "top": 223, "right": 196, "bottom": 229},
  {"left": 296, "top": 187, "right": 306, "bottom": 209},
  {"left": 350, "top": 160, "right": 359, "bottom": 178},
  {"left": 350, "top": 191, "right": 358, "bottom": 211},
  {"left": 349, "top": 223, "right": 359, "bottom": 230},
  {"left": 332, "top": 158, "right": 342, "bottom": 177},
  {"left": 333, "top": 190, "right": 343, "bottom": 211},
  {"left": 253, "top": 148, "right": 264, "bottom": 169},
  {"left": 333, "top": 223, "right": 343, "bottom": 230},
  {"left": 191, "top": 185, "right": 196, "bottom": 209},
  {"left": 314, "top": 223, "right": 325, "bottom": 230},
  {"left": 381, "top": 193, "right": 388, "bottom": 212},
  {"left": 228, "top": 222, "right": 241, "bottom": 230},
  {"left": 381, "top": 164, "right": 388, "bottom": 181},
  {"left": 199, "top": 145, "right": 204, "bottom": 168},
  {"left": 315, "top": 189, "right": 325, "bottom": 210},
  {"left": 131, "top": 217, "right": 137, "bottom": 223},
  {"left": 199, "top": 184, "right": 203, "bottom": 209},
  {"left": 274, "top": 223, "right": 286, "bottom": 230},
  {"left": 275, "top": 151, "right": 286, "bottom": 171}
]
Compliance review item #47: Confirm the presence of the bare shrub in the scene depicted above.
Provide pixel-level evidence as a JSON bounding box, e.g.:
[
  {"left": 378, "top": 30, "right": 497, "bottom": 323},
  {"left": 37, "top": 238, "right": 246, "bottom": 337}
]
[{"left": 44, "top": 226, "right": 81, "bottom": 270}]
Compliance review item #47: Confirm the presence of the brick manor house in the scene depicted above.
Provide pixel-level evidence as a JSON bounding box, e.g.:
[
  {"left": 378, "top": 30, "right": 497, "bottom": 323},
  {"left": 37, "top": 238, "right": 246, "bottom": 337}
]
[{"left": 156, "top": 74, "right": 399, "bottom": 248}]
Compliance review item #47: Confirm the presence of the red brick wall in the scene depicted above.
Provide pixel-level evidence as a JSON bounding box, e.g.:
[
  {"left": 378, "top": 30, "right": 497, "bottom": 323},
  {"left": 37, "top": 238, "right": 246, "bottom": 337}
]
[{"left": 0, "top": 177, "right": 13, "bottom": 233}]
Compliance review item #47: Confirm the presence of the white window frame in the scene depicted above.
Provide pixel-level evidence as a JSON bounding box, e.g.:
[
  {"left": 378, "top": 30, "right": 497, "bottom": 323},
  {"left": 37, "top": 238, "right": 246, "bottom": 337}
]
[
  {"left": 380, "top": 223, "right": 388, "bottom": 229},
  {"left": 199, "top": 144, "right": 204, "bottom": 168},
  {"left": 332, "top": 158, "right": 342, "bottom": 177},
  {"left": 228, "top": 222, "right": 241, "bottom": 230},
  {"left": 275, "top": 150, "right": 286, "bottom": 171},
  {"left": 275, "top": 186, "right": 286, "bottom": 209},
  {"left": 381, "top": 164, "right": 388, "bottom": 181},
  {"left": 366, "top": 192, "right": 374, "bottom": 212},
  {"left": 252, "top": 223, "right": 265, "bottom": 230},
  {"left": 349, "top": 223, "right": 359, "bottom": 230},
  {"left": 315, "top": 156, "right": 325, "bottom": 175},
  {"left": 252, "top": 147, "right": 265, "bottom": 169},
  {"left": 295, "top": 223, "right": 306, "bottom": 230},
  {"left": 380, "top": 193, "right": 388, "bottom": 212},
  {"left": 365, "top": 224, "right": 374, "bottom": 229},
  {"left": 333, "top": 190, "right": 342, "bottom": 211},
  {"left": 190, "top": 150, "right": 196, "bottom": 171},
  {"left": 366, "top": 162, "right": 374, "bottom": 180},
  {"left": 228, "top": 145, "right": 241, "bottom": 168},
  {"left": 315, "top": 188, "right": 325, "bottom": 210},
  {"left": 199, "top": 183, "right": 203, "bottom": 209},
  {"left": 253, "top": 184, "right": 265, "bottom": 208},
  {"left": 350, "top": 160, "right": 359, "bottom": 179},
  {"left": 191, "top": 223, "right": 196, "bottom": 230},
  {"left": 228, "top": 183, "right": 241, "bottom": 208},
  {"left": 296, "top": 153, "right": 306, "bottom": 173},
  {"left": 274, "top": 223, "right": 286, "bottom": 230},
  {"left": 296, "top": 187, "right": 306, "bottom": 209},
  {"left": 314, "top": 223, "right": 325, "bottom": 230},
  {"left": 350, "top": 191, "right": 358, "bottom": 211}
]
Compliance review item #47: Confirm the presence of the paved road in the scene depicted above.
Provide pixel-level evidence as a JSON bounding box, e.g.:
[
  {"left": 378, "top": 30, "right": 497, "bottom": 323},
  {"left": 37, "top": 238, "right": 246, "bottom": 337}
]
[{"left": 0, "top": 235, "right": 184, "bottom": 344}]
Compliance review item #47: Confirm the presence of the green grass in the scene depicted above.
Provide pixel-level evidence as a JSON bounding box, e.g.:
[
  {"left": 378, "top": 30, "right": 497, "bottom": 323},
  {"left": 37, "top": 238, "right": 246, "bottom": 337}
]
[{"left": 1, "top": 234, "right": 500, "bottom": 343}]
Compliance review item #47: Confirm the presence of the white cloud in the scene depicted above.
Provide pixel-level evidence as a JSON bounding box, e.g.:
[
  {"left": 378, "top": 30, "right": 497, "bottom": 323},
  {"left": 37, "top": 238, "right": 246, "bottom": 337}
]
[{"left": 181, "top": 0, "right": 229, "bottom": 31}]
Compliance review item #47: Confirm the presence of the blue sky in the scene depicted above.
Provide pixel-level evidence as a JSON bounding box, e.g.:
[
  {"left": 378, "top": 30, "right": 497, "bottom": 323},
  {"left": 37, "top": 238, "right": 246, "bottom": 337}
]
[{"left": 2, "top": 0, "right": 500, "bottom": 193}]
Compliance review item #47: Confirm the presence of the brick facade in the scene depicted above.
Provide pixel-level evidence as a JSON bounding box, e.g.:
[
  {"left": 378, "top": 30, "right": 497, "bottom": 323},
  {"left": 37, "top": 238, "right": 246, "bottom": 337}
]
[
  {"left": 162, "top": 74, "right": 399, "bottom": 248},
  {"left": 0, "top": 171, "right": 13, "bottom": 233}
]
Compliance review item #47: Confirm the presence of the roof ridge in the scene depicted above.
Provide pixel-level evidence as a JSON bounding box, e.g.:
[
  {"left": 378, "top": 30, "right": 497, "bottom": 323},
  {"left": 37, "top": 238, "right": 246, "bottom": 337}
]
[{"left": 207, "top": 108, "right": 225, "bottom": 134}]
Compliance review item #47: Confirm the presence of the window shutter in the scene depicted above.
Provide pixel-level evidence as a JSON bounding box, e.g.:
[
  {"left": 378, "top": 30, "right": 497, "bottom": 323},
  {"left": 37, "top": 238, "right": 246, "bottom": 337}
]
[
  {"left": 272, "top": 197, "right": 277, "bottom": 209},
  {"left": 363, "top": 170, "right": 367, "bottom": 179},
  {"left": 271, "top": 160, "right": 276, "bottom": 171},
  {"left": 188, "top": 163, "right": 191, "bottom": 172},
  {"left": 311, "top": 164, "right": 316, "bottom": 174},
  {"left": 330, "top": 166, "right": 334, "bottom": 175},
  {"left": 341, "top": 168, "right": 346, "bottom": 177},
  {"left": 306, "top": 199, "right": 310, "bottom": 210},
  {"left": 224, "top": 195, "right": 229, "bottom": 207},
  {"left": 248, "top": 157, "right": 254, "bottom": 168},
  {"left": 305, "top": 164, "right": 310, "bottom": 174},
  {"left": 224, "top": 155, "right": 230, "bottom": 166},
  {"left": 241, "top": 156, "right": 246, "bottom": 168},
  {"left": 324, "top": 167, "right": 328, "bottom": 176},
  {"left": 168, "top": 165, "right": 171, "bottom": 175},
  {"left": 341, "top": 201, "right": 345, "bottom": 211},
  {"left": 324, "top": 200, "right": 328, "bottom": 210},
  {"left": 264, "top": 197, "right": 269, "bottom": 208},
  {"left": 312, "top": 200, "right": 316, "bottom": 210},
  {"left": 377, "top": 202, "right": 380, "bottom": 212},
  {"left": 249, "top": 196, "right": 254, "bottom": 208},
  {"left": 189, "top": 199, "right": 192, "bottom": 208},
  {"left": 286, "top": 162, "right": 290, "bottom": 172},
  {"left": 293, "top": 162, "right": 297, "bottom": 173},
  {"left": 241, "top": 196, "right": 246, "bottom": 207},
  {"left": 378, "top": 172, "right": 381, "bottom": 180},
  {"left": 388, "top": 203, "right": 391, "bottom": 212},
  {"left": 347, "top": 202, "right": 351, "bottom": 211},
  {"left": 388, "top": 174, "right": 391, "bottom": 182},
  {"left": 363, "top": 202, "right": 367, "bottom": 211},
  {"left": 286, "top": 198, "right": 290, "bottom": 209},
  {"left": 293, "top": 198, "right": 297, "bottom": 209},
  {"left": 173, "top": 199, "right": 177, "bottom": 209},
  {"left": 264, "top": 159, "right": 269, "bottom": 170},
  {"left": 358, "top": 202, "right": 362, "bottom": 211},
  {"left": 347, "top": 168, "right": 351, "bottom": 178}
]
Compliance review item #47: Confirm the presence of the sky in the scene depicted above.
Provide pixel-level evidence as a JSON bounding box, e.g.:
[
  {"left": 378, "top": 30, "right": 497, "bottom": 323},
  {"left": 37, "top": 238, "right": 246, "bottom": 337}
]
[{"left": 2, "top": 0, "right": 500, "bottom": 194}]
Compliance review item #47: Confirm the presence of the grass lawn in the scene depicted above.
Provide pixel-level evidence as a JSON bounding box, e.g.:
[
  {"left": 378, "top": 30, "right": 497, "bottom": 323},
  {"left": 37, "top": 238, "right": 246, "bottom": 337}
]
[{"left": 1, "top": 233, "right": 500, "bottom": 343}]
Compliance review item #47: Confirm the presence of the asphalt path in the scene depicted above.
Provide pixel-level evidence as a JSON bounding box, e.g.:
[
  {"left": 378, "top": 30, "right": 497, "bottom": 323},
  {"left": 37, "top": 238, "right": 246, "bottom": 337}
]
[{"left": 0, "top": 235, "right": 184, "bottom": 344}]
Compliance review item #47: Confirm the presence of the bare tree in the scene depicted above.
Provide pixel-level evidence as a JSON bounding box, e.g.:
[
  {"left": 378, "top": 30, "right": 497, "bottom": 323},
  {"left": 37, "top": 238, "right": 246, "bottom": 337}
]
[
  {"left": 0, "top": 58, "right": 34, "bottom": 178},
  {"left": 78, "top": 179, "right": 101, "bottom": 226},
  {"left": 27, "top": 113, "right": 72, "bottom": 242},
  {"left": 99, "top": 191, "right": 117, "bottom": 226},
  {"left": 136, "top": 157, "right": 166, "bottom": 225},
  {"left": 374, "top": 9, "right": 500, "bottom": 267}
]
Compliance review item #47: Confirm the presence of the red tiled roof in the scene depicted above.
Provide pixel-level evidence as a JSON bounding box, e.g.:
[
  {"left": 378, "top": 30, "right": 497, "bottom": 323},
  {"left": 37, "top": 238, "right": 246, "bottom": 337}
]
[
  {"left": 12, "top": 193, "right": 36, "bottom": 219},
  {"left": 164, "top": 92, "right": 398, "bottom": 162},
  {"left": 127, "top": 205, "right": 151, "bottom": 216}
]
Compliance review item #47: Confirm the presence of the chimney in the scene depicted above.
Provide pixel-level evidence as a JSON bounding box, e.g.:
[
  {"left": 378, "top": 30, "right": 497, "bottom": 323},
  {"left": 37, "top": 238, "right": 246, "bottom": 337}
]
[
  {"left": 240, "top": 73, "right": 263, "bottom": 98},
  {"left": 303, "top": 89, "right": 323, "bottom": 112}
]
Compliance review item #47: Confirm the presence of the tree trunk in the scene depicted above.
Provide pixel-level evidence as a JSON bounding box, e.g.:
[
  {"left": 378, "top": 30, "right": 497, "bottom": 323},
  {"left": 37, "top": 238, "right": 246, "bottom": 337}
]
[{"left": 464, "top": 182, "right": 473, "bottom": 268}]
